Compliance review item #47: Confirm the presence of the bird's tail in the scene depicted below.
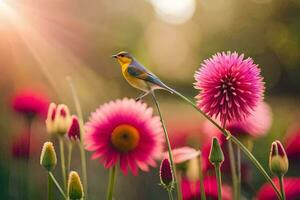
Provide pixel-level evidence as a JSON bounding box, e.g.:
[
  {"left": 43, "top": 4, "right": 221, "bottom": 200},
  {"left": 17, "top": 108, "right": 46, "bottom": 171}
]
[{"left": 156, "top": 82, "right": 181, "bottom": 96}]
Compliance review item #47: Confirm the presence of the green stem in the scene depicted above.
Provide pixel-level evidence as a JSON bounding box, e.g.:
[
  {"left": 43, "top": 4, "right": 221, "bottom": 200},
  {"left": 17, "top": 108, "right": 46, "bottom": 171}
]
[
  {"left": 150, "top": 91, "right": 181, "bottom": 200},
  {"left": 199, "top": 157, "right": 206, "bottom": 200},
  {"left": 177, "top": 170, "right": 183, "bottom": 200},
  {"left": 172, "top": 90, "right": 283, "bottom": 200},
  {"left": 67, "top": 76, "right": 88, "bottom": 197},
  {"left": 228, "top": 140, "right": 238, "bottom": 200},
  {"left": 106, "top": 166, "right": 117, "bottom": 200},
  {"left": 214, "top": 163, "right": 222, "bottom": 200},
  {"left": 237, "top": 147, "right": 241, "bottom": 199},
  {"left": 67, "top": 143, "right": 73, "bottom": 173},
  {"left": 168, "top": 189, "right": 174, "bottom": 200},
  {"left": 48, "top": 173, "right": 53, "bottom": 200},
  {"left": 279, "top": 175, "right": 286, "bottom": 200},
  {"left": 48, "top": 172, "right": 67, "bottom": 199},
  {"left": 59, "top": 137, "right": 67, "bottom": 191}
]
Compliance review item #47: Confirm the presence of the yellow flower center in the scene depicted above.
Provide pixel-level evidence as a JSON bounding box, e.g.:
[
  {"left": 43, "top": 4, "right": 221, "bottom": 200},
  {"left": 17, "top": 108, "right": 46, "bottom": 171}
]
[{"left": 111, "top": 124, "right": 140, "bottom": 152}]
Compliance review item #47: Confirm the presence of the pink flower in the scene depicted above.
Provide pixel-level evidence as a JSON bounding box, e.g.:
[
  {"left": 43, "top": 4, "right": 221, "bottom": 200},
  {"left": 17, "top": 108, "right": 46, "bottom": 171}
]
[
  {"left": 168, "top": 120, "right": 205, "bottom": 148},
  {"left": 194, "top": 52, "right": 264, "bottom": 125},
  {"left": 256, "top": 177, "right": 300, "bottom": 199},
  {"left": 67, "top": 115, "right": 81, "bottom": 141},
  {"left": 160, "top": 158, "right": 173, "bottom": 187},
  {"left": 181, "top": 177, "right": 232, "bottom": 200},
  {"left": 164, "top": 146, "right": 200, "bottom": 164},
  {"left": 203, "top": 101, "right": 272, "bottom": 138},
  {"left": 11, "top": 89, "right": 50, "bottom": 119},
  {"left": 284, "top": 126, "right": 300, "bottom": 162},
  {"left": 84, "top": 98, "right": 164, "bottom": 175}
]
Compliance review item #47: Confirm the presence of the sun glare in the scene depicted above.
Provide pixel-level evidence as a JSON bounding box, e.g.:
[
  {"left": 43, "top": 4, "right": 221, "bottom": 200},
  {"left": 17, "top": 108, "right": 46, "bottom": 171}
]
[{"left": 150, "top": 0, "right": 196, "bottom": 24}]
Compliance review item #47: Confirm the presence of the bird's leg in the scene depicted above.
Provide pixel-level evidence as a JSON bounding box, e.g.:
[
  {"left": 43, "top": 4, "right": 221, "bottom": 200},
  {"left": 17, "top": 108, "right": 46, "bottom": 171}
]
[{"left": 135, "top": 91, "right": 150, "bottom": 101}]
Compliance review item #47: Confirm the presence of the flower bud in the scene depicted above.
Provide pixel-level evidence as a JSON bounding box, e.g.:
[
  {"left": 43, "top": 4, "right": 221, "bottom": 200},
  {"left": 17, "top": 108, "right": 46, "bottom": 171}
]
[
  {"left": 68, "top": 171, "right": 84, "bottom": 200},
  {"left": 269, "top": 140, "right": 289, "bottom": 176},
  {"left": 159, "top": 158, "right": 174, "bottom": 189},
  {"left": 40, "top": 142, "right": 57, "bottom": 171},
  {"left": 54, "top": 104, "right": 71, "bottom": 136},
  {"left": 45, "top": 103, "right": 57, "bottom": 135},
  {"left": 209, "top": 137, "right": 224, "bottom": 165},
  {"left": 67, "top": 115, "right": 81, "bottom": 141}
]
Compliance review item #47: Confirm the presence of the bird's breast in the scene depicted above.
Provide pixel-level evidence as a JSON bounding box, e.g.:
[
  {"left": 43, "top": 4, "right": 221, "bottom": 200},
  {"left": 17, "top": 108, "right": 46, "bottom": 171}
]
[{"left": 122, "top": 66, "right": 149, "bottom": 92}]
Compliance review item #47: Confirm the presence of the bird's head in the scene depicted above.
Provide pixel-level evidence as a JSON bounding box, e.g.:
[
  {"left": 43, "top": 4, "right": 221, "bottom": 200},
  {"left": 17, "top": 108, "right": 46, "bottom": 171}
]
[{"left": 112, "top": 51, "right": 134, "bottom": 66}]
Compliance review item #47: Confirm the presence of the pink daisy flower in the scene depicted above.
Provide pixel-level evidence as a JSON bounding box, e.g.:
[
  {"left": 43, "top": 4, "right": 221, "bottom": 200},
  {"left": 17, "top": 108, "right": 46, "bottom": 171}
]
[
  {"left": 11, "top": 89, "right": 50, "bottom": 119},
  {"left": 84, "top": 98, "right": 164, "bottom": 175},
  {"left": 256, "top": 177, "right": 300, "bottom": 199},
  {"left": 194, "top": 52, "right": 264, "bottom": 125},
  {"left": 181, "top": 176, "right": 232, "bottom": 200}
]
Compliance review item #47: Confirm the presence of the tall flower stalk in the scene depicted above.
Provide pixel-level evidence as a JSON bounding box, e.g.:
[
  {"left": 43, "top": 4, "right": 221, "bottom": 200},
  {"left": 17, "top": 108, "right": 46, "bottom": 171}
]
[
  {"left": 209, "top": 137, "right": 224, "bottom": 200},
  {"left": 150, "top": 91, "right": 180, "bottom": 200},
  {"left": 106, "top": 166, "right": 117, "bottom": 200},
  {"left": 58, "top": 138, "right": 67, "bottom": 191},
  {"left": 227, "top": 140, "right": 238, "bottom": 199},
  {"left": 67, "top": 77, "right": 88, "bottom": 197}
]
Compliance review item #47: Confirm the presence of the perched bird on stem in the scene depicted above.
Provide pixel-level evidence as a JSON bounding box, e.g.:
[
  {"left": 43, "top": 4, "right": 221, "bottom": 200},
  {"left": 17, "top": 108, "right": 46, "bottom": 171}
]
[{"left": 112, "top": 51, "right": 175, "bottom": 100}]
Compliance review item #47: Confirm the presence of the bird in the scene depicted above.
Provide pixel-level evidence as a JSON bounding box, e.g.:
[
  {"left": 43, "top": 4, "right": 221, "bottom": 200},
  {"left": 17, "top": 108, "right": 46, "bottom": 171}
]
[{"left": 112, "top": 51, "right": 175, "bottom": 100}]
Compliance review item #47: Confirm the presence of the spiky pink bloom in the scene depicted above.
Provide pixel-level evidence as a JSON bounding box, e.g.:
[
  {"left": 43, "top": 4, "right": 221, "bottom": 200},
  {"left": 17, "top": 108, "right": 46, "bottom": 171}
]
[
  {"left": 11, "top": 89, "right": 50, "bottom": 119},
  {"left": 84, "top": 98, "right": 164, "bottom": 175},
  {"left": 194, "top": 52, "right": 264, "bottom": 125},
  {"left": 181, "top": 177, "right": 232, "bottom": 200},
  {"left": 256, "top": 177, "right": 300, "bottom": 199}
]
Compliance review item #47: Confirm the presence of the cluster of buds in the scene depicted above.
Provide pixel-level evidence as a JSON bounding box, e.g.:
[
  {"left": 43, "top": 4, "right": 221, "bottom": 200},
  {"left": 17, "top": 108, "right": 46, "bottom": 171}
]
[
  {"left": 68, "top": 171, "right": 84, "bottom": 200},
  {"left": 46, "top": 103, "right": 81, "bottom": 141},
  {"left": 159, "top": 158, "right": 174, "bottom": 190},
  {"left": 269, "top": 140, "right": 289, "bottom": 176}
]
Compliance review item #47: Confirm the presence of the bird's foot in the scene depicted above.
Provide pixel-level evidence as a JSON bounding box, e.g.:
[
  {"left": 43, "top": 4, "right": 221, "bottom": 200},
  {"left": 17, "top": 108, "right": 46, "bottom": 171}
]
[{"left": 135, "top": 92, "right": 149, "bottom": 101}]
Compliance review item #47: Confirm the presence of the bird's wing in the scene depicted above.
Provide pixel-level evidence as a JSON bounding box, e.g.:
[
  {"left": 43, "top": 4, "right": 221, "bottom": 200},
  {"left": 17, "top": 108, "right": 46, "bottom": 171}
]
[
  {"left": 127, "top": 65, "right": 159, "bottom": 84},
  {"left": 127, "top": 64, "right": 173, "bottom": 93}
]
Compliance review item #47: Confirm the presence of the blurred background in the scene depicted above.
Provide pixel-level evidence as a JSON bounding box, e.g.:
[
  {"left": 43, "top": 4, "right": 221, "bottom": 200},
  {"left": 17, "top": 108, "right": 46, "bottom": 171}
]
[{"left": 0, "top": 0, "right": 300, "bottom": 199}]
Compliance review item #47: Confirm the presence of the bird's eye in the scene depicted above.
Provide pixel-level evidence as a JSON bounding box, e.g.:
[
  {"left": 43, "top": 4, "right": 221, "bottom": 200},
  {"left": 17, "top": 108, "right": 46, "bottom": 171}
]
[{"left": 120, "top": 54, "right": 124, "bottom": 57}]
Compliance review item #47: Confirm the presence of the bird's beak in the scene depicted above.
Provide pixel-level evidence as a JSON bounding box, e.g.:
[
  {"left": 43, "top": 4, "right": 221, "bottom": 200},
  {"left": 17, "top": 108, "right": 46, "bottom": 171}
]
[{"left": 112, "top": 54, "right": 118, "bottom": 58}]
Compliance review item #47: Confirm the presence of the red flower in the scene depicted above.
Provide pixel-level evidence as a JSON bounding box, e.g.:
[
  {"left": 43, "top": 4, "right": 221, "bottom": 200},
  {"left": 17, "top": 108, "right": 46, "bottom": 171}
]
[
  {"left": 284, "top": 127, "right": 300, "bottom": 162},
  {"left": 256, "top": 177, "right": 300, "bottom": 200},
  {"left": 11, "top": 131, "right": 38, "bottom": 159},
  {"left": 181, "top": 176, "right": 232, "bottom": 200},
  {"left": 11, "top": 89, "right": 50, "bottom": 119}
]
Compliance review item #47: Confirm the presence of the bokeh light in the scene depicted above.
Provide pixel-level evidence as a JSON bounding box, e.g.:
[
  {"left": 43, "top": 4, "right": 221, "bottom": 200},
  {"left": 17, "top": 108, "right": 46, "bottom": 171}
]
[{"left": 149, "top": 0, "right": 196, "bottom": 24}]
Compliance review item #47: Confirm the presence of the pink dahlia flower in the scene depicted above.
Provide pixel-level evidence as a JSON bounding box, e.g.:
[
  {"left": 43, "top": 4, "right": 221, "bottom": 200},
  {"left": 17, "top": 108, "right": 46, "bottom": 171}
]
[
  {"left": 84, "top": 98, "right": 164, "bottom": 175},
  {"left": 181, "top": 177, "right": 232, "bottom": 200},
  {"left": 194, "top": 52, "right": 264, "bottom": 125},
  {"left": 11, "top": 89, "right": 50, "bottom": 119},
  {"left": 256, "top": 177, "right": 300, "bottom": 199},
  {"left": 203, "top": 101, "right": 272, "bottom": 138}
]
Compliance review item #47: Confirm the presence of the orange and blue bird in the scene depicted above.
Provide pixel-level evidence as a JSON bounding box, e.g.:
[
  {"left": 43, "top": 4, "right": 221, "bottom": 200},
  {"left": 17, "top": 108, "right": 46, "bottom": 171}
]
[{"left": 112, "top": 51, "right": 175, "bottom": 100}]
